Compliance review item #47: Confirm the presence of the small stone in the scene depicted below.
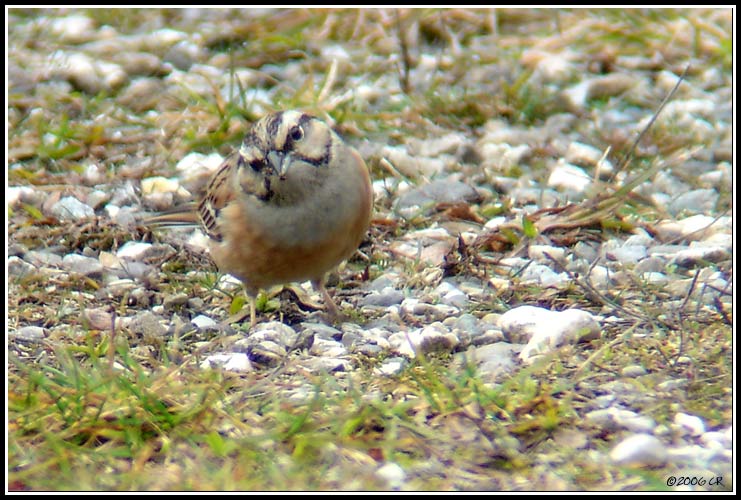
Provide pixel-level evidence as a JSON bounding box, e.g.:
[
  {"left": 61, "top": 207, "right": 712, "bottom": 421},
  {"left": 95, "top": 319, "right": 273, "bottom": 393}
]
[
  {"left": 381, "top": 145, "right": 447, "bottom": 177},
  {"left": 164, "top": 40, "right": 204, "bottom": 71},
  {"left": 606, "top": 245, "right": 647, "bottom": 264},
  {"left": 191, "top": 315, "right": 218, "bottom": 330},
  {"left": 374, "top": 357, "right": 408, "bottom": 376},
  {"left": 50, "top": 52, "right": 127, "bottom": 94},
  {"left": 519, "top": 263, "right": 569, "bottom": 287},
  {"left": 62, "top": 254, "right": 104, "bottom": 277},
  {"left": 498, "top": 306, "right": 601, "bottom": 364},
  {"left": 399, "top": 298, "right": 452, "bottom": 320},
  {"left": 585, "top": 408, "right": 655, "bottom": 433},
  {"left": 118, "top": 78, "right": 168, "bottom": 112},
  {"left": 82, "top": 307, "right": 115, "bottom": 330},
  {"left": 666, "top": 445, "right": 719, "bottom": 468},
  {"left": 674, "top": 412, "right": 706, "bottom": 437},
  {"left": 341, "top": 326, "right": 390, "bottom": 356},
  {"left": 394, "top": 178, "right": 481, "bottom": 213},
  {"left": 621, "top": 365, "right": 647, "bottom": 377},
  {"left": 12, "top": 326, "right": 47, "bottom": 343},
  {"left": 459, "top": 343, "right": 520, "bottom": 383},
  {"left": 478, "top": 142, "right": 532, "bottom": 171},
  {"left": 50, "top": 14, "right": 95, "bottom": 43},
  {"left": 175, "top": 152, "right": 226, "bottom": 183},
  {"left": 640, "top": 272, "right": 668, "bottom": 285},
  {"left": 408, "top": 132, "right": 467, "bottom": 158},
  {"left": 7, "top": 186, "right": 38, "bottom": 208},
  {"left": 528, "top": 244, "right": 567, "bottom": 264},
  {"left": 320, "top": 44, "right": 351, "bottom": 62},
  {"left": 163, "top": 293, "right": 191, "bottom": 310},
  {"left": 7, "top": 256, "right": 37, "bottom": 277},
  {"left": 360, "top": 287, "right": 405, "bottom": 307},
  {"left": 656, "top": 379, "right": 689, "bottom": 392},
  {"left": 552, "top": 428, "right": 589, "bottom": 450},
  {"left": 49, "top": 196, "right": 95, "bottom": 220},
  {"left": 309, "top": 337, "right": 348, "bottom": 357},
  {"left": 366, "top": 272, "right": 402, "bottom": 292},
  {"left": 200, "top": 353, "right": 252, "bottom": 372},
  {"left": 300, "top": 322, "right": 341, "bottom": 341},
  {"left": 671, "top": 244, "right": 731, "bottom": 267},
  {"left": 86, "top": 189, "right": 109, "bottom": 209},
  {"left": 565, "top": 141, "right": 613, "bottom": 175},
  {"left": 389, "top": 324, "right": 459, "bottom": 358},
  {"left": 25, "top": 250, "right": 63, "bottom": 268},
  {"left": 376, "top": 462, "right": 406, "bottom": 489},
  {"left": 300, "top": 357, "right": 352, "bottom": 373},
  {"left": 634, "top": 256, "right": 667, "bottom": 274},
  {"left": 116, "top": 241, "right": 153, "bottom": 259},
  {"left": 127, "top": 311, "right": 168, "bottom": 341},
  {"left": 700, "top": 431, "right": 731, "bottom": 450},
  {"left": 548, "top": 160, "right": 592, "bottom": 193},
  {"left": 618, "top": 413, "right": 656, "bottom": 434},
  {"left": 667, "top": 189, "right": 719, "bottom": 216},
  {"left": 237, "top": 322, "right": 302, "bottom": 366},
  {"left": 610, "top": 433, "right": 667, "bottom": 467},
  {"left": 141, "top": 176, "right": 183, "bottom": 195},
  {"left": 563, "top": 73, "right": 639, "bottom": 110},
  {"left": 437, "top": 285, "right": 469, "bottom": 309},
  {"left": 523, "top": 49, "right": 577, "bottom": 84}
]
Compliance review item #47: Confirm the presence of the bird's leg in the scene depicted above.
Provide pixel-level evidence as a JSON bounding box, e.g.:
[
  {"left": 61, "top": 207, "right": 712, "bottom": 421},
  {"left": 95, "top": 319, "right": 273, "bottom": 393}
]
[
  {"left": 221, "top": 289, "right": 258, "bottom": 328},
  {"left": 311, "top": 278, "right": 342, "bottom": 322}
]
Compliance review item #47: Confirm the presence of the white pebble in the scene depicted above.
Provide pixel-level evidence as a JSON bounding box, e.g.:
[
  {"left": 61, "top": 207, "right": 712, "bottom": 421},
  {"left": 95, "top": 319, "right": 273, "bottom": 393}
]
[
  {"left": 674, "top": 412, "right": 706, "bottom": 436},
  {"left": 478, "top": 143, "right": 531, "bottom": 171},
  {"left": 13, "top": 326, "right": 47, "bottom": 342},
  {"left": 309, "top": 337, "right": 348, "bottom": 358},
  {"left": 50, "top": 196, "right": 95, "bottom": 220},
  {"left": 621, "top": 365, "right": 647, "bottom": 377},
  {"left": 528, "top": 244, "right": 566, "bottom": 263},
  {"left": 374, "top": 358, "right": 407, "bottom": 377},
  {"left": 7, "top": 186, "right": 37, "bottom": 208},
  {"left": 606, "top": 245, "right": 647, "bottom": 264},
  {"left": 548, "top": 160, "right": 592, "bottom": 193},
  {"left": 610, "top": 433, "right": 667, "bottom": 467},
  {"left": 565, "top": 141, "right": 613, "bottom": 175},
  {"left": 49, "top": 14, "right": 95, "bottom": 43},
  {"left": 200, "top": 353, "right": 252, "bottom": 372},
  {"left": 700, "top": 431, "right": 731, "bottom": 450},
  {"left": 116, "top": 241, "right": 153, "bottom": 259},
  {"left": 191, "top": 315, "right": 217, "bottom": 329},
  {"left": 519, "top": 263, "right": 569, "bottom": 287},
  {"left": 141, "top": 176, "right": 182, "bottom": 195},
  {"left": 62, "top": 254, "right": 104, "bottom": 276},
  {"left": 376, "top": 462, "right": 406, "bottom": 489},
  {"left": 175, "top": 152, "right": 226, "bottom": 181},
  {"left": 499, "top": 306, "right": 601, "bottom": 364}
]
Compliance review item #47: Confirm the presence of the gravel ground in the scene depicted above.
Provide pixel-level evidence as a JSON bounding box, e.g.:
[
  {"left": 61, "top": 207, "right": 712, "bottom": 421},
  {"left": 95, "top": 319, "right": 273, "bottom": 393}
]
[{"left": 7, "top": 8, "right": 733, "bottom": 492}]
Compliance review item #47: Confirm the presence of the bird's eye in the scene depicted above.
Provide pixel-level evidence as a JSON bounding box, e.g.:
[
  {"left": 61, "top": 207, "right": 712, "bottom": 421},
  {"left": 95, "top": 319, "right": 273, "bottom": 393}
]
[
  {"left": 289, "top": 126, "right": 304, "bottom": 142},
  {"left": 249, "top": 158, "right": 267, "bottom": 172}
]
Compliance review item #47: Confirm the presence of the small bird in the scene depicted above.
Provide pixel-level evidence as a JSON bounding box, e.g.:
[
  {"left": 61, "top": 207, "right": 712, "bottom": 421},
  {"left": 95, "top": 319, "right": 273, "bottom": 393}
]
[{"left": 145, "top": 111, "right": 373, "bottom": 326}]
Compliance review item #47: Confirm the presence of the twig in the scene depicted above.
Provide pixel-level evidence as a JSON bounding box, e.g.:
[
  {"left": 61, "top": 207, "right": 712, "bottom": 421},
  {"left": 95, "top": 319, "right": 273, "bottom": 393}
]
[
  {"left": 610, "top": 64, "right": 691, "bottom": 182},
  {"left": 396, "top": 9, "right": 412, "bottom": 94},
  {"left": 108, "top": 304, "right": 116, "bottom": 375}
]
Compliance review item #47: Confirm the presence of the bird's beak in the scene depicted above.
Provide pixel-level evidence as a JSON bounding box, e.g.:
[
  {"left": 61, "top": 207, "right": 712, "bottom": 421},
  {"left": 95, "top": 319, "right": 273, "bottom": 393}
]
[{"left": 267, "top": 150, "right": 292, "bottom": 179}]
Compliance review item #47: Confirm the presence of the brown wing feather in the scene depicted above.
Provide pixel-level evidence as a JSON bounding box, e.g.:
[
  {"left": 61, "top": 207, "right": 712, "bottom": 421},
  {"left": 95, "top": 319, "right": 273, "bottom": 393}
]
[
  {"left": 197, "top": 152, "right": 240, "bottom": 242},
  {"left": 143, "top": 153, "right": 240, "bottom": 238}
]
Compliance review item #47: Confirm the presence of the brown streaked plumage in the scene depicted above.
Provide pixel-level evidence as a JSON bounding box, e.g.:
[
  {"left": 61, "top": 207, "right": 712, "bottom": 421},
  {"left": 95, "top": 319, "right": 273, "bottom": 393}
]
[{"left": 145, "top": 111, "right": 373, "bottom": 326}]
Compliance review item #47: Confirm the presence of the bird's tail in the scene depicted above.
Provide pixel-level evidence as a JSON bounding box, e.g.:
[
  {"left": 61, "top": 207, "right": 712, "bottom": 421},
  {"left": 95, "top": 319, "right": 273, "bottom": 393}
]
[{"left": 142, "top": 203, "right": 199, "bottom": 228}]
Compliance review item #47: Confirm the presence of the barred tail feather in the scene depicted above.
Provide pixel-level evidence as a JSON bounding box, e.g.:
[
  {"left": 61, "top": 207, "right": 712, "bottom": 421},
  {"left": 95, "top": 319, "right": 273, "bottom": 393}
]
[{"left": 143, "top": 203, "right": 199, "bottom": 228}]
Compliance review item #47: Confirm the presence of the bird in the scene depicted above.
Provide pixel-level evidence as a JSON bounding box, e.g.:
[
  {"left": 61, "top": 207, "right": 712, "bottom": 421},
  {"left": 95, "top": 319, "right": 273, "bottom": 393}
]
[{"left": 144, "top": 110, "right": 373, "bottom": 327}]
